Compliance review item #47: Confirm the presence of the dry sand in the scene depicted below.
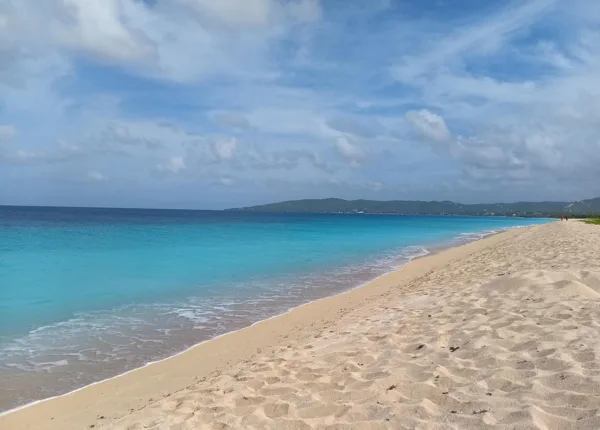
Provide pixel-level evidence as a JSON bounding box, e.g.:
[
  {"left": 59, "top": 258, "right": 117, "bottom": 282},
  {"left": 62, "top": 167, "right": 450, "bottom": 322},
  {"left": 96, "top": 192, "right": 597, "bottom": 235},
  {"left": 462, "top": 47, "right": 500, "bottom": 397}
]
[{"left": 3, "top": 220, "right": 600, "bottom": 430}]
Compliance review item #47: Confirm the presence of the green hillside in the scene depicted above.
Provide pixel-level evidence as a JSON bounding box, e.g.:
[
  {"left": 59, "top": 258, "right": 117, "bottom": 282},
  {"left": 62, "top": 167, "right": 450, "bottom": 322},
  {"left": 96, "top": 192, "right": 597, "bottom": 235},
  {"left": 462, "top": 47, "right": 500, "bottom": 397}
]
[{"left": 228, "top": 197, "right": 600, "bottom": 217}]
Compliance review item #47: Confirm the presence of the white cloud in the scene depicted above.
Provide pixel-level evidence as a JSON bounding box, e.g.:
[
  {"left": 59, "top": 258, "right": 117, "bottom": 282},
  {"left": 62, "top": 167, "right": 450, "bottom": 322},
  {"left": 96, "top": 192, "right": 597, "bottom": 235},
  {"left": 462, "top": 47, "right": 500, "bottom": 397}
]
[
  {"left": 286, "top": 0, "right": 322, "bottom": 23},
  {"left": 383, "top": 0, "right": 600, "bottom": 197},
  {"left": 0, "top": 140, "right": 89, "bottom": 165},
  {"left": 334, "top": 136, "right": 365, "bottom": 164},
  {"left": 156, "top": 156, "right": 186, "bottom": 174},
  {"left": 215, "top": 177, "right": 235, "bottom": 186},
  {"left": 12, "top": 149, "right": 42, "bottom": 163},
  {"left": 211, "top": 137, "right": 237, "bottom": 161},
  {"left": 406, "top": 110, "right": 575, "bottom": 188},
  {"left": 247, "top": 147, "right": 336, "bottom": 173},
  {"left": 405, "top": 110, "right": 451, "bottom": 143},
  {"left": 179, "top": 0, "right": 322, "bottom": 27},
  {"left": 180, "top": 0, "right": 273, "bottom": 27},
  {"left": 87, "top": 170, "right": 107, "bottom": 182},
  {"left": 390, "top": 0, "right": 560, "bottom": 83},
  {"left": 212, "top": 113, "right": 251, "bottom": 130},
  {"left": 245, "top": 107, "right": 324, "bottom": 137},
  {"left": 364, "top": 180, "right": 383, "bottom": 191},
  {"left": 325, "top": 116, "right": 383, "bottom": 139},
  {"left": 97, "top": 122, "right": 166, "bottom": 150},
  {"left": 0, "top": 0, "right": 323, "bottom": 86},
  {"left": 0, "top": 125, "right": 17, "bottom": 141},
  {"left": 57, "top": 0, "right": 156, "bottom": 65}
]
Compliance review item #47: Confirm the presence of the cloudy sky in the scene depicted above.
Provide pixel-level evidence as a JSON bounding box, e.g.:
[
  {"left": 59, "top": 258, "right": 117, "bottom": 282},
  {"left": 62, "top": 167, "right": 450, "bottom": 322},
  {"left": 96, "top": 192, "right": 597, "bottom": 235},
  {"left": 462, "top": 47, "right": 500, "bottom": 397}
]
[{"left": 1, "top": 0, "right": 599, "bottom": 209}]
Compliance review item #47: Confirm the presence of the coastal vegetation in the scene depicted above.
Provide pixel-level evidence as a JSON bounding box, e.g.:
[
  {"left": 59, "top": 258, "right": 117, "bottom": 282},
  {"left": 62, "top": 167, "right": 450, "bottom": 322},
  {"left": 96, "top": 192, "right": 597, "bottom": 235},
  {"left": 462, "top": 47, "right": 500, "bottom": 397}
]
[{"left": 229, "top": 197, "right": 600, "bottom": 218}]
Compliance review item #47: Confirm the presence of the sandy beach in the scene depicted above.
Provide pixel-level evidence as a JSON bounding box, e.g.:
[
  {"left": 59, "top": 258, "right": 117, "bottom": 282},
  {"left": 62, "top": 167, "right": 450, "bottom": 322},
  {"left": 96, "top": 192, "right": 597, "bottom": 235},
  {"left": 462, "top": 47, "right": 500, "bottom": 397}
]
[{"left": 3, "top": 220, "right": 600, "bottom": 429}]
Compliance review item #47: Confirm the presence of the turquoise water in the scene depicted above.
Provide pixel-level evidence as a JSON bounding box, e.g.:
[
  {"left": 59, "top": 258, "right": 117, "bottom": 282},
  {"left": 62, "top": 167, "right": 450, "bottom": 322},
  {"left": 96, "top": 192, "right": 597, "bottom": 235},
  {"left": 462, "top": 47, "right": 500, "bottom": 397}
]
[{"left": 0, "top": 206, "right": 550, "bottom": 411}]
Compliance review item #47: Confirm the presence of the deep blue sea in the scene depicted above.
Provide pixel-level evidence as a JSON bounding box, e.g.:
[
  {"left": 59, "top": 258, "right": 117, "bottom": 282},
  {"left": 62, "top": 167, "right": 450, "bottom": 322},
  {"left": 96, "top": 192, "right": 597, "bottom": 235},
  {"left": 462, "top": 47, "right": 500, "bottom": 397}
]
[{"left": 0, "top": 206, "right": 550, "bottom": 411}]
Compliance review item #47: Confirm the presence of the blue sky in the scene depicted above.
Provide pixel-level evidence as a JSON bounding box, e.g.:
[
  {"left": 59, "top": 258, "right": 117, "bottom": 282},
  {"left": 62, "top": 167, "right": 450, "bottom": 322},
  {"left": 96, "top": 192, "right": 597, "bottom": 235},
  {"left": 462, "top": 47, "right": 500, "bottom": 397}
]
[{"left": 1, "top": 0, "right": 599, "bottom": 209}]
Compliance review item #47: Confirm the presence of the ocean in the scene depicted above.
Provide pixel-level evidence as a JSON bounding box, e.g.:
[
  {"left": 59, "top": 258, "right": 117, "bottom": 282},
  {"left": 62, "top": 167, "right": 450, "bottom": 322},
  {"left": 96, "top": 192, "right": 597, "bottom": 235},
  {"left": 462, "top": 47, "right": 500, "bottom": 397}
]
[{"left": 0, "top": 206, "right": 550, "bottom": 412}]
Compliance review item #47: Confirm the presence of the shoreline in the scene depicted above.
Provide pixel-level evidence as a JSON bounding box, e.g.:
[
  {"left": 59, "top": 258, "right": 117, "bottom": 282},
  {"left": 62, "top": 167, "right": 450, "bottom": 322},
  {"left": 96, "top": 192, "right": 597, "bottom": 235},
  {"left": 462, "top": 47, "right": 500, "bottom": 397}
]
[
  {"left": 0, "top": 223, "right": 536, "bottom": 429},
  {"left": 0, "top": 225, "right": 524, "bottom": 417},
  {"left": 0, "top": 225, "right": 520, "bottom": 418}
]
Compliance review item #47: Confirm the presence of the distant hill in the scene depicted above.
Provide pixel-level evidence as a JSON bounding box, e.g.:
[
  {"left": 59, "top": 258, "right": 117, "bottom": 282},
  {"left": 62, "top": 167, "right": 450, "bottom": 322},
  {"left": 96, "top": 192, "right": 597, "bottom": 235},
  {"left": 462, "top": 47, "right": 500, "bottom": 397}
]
[{"left": 228, "top": 197, "right": 600, "bottom": 217}]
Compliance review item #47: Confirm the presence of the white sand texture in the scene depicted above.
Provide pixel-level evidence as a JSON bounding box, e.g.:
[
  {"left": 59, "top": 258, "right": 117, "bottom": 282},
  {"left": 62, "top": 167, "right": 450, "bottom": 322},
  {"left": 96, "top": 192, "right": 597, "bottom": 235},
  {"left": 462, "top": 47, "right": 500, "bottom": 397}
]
[{"left": 3, "top": 220, "right": 600, "bottom": 429}]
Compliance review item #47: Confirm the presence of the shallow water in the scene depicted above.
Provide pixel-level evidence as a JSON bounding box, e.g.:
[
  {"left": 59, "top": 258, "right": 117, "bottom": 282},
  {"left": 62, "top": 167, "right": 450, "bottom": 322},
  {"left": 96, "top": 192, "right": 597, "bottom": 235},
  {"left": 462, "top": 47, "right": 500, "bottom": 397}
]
[{"left": 0, "top": 206, "right": 550, "bottom": 411}]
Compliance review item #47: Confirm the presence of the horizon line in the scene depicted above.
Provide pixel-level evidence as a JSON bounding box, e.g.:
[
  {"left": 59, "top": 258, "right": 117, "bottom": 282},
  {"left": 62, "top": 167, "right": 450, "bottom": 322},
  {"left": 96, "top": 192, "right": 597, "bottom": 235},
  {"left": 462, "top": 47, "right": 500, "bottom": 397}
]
[{"left": 0, "top": 195, "right": 597, "bottom": 213}]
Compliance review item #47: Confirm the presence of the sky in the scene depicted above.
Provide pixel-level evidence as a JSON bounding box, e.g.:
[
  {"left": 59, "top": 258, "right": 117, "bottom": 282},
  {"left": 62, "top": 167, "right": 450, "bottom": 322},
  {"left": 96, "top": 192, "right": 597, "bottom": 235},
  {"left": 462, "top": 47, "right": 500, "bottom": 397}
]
[{"left": 1, "top": 0, "right": 599, "bottom": 209}]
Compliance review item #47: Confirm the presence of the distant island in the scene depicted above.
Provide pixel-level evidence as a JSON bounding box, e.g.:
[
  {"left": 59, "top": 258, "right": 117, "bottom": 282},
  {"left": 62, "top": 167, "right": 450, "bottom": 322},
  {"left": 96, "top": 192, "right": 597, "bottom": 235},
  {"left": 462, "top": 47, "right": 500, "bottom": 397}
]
[{"left": 228, "top": 197, "right": 600, "bottom": 218}]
